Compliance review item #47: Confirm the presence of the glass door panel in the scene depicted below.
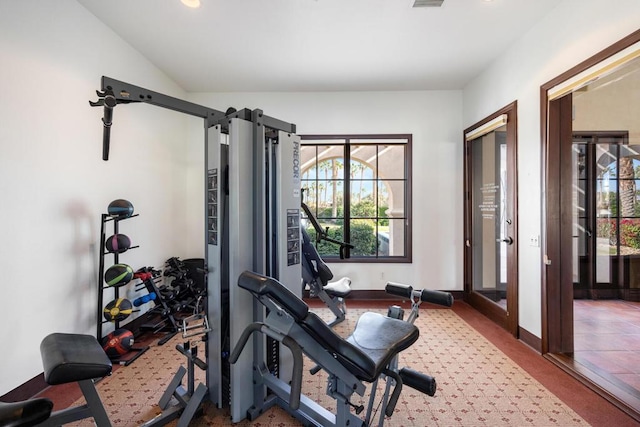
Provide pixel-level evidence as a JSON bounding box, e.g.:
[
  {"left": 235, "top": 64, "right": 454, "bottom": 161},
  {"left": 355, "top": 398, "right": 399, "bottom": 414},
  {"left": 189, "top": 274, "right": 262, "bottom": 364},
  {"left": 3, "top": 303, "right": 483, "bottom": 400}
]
[
  {"left": 595, "top": 144, "right": 617, "bottom": 287},
  {"left": 572, "top": 135, "right": 636, "bottom": 298},
  {"left": 469, "top": 126, "right": 509, "bottom": 305},
  {"left": 572, "top": 143, "right": 588, "bottom": 287}
]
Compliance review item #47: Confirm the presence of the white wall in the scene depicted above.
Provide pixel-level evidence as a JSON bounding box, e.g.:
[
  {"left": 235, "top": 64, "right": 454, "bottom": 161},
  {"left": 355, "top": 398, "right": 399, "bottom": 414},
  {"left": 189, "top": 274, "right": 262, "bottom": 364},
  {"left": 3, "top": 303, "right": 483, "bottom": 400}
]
[
  {"left": 185, "top": 91, "right": 463, "bottom": 292},
  {"left": 0, "top": 0, "right": 194, "bottom": 395},
  {"left": 463, "top": 0, "right": 640, "bottom": 337}
]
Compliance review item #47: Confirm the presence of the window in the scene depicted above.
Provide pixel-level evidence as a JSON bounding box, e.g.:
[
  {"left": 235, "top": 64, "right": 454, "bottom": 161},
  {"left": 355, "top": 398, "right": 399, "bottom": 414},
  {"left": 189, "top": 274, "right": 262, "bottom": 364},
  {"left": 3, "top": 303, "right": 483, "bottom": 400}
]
[{"left": 300, "top": 134, "right": 412, "bottom": 262}]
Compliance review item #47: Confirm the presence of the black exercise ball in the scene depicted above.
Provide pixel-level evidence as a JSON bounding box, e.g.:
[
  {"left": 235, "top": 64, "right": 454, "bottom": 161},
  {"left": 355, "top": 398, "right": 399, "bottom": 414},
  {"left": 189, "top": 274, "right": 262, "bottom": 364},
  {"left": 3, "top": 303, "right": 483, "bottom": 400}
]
[{"left": 107, "top": 199, "right": 134, "bottom": 218}]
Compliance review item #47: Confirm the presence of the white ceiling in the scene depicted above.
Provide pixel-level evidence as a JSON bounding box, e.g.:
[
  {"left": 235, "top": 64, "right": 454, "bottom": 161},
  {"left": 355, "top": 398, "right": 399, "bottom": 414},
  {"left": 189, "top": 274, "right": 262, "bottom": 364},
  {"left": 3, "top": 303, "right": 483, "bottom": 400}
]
[{"left": 77, "top": 0, "right": 563, "bottom": 92}]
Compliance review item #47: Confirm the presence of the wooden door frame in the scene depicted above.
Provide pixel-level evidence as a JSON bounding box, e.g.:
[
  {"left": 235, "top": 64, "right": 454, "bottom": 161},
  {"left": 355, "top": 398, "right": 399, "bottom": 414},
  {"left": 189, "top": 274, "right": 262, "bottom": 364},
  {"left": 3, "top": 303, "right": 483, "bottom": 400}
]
[
  {"left": 463, "top": 101, "right": 519, "bottom": 337},
  {"left": 541, "top": 30, "right": 640, "bottom": 421},
  {"left": 541, "top": 29, "right": 640, "bottom": 355}
]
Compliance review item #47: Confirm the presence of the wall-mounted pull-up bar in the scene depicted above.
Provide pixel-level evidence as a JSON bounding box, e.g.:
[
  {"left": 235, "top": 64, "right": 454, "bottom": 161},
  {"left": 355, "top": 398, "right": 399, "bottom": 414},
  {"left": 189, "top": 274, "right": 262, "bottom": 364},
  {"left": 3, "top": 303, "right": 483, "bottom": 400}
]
[
  {"left": 89, "top": 76, "right": 295, "bottom": 161},
  {"left": 89, "top": 76, "right": 226, "bottom": 161}
]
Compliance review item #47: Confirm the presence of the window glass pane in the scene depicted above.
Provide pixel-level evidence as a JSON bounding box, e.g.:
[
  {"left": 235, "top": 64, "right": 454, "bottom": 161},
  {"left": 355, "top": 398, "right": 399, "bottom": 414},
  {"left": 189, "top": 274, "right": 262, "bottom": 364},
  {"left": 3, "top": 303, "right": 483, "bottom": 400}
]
[
  {"left": 595, "top": 144, "right": 617, "bottom": 178},
  {"left": 315, "top": 158, "right": 344, "bottom": 180},
  {"left": 379, "top": 180, "right": 404, "bottom": 218},
  {"left": 619, "top": 178, "right": 638, "bottom": 218},
  {"left": 315, "top": 147, "right": 345, "bottom": 180},
  {"left": 384, "top": 218, "right": 406, "bottom": 257},
  {"left": 303, "top": 225, "right": 342, "bottom": 258},
  {"left": 350, "top": 180, "right": 376, "bottom": 217},
  {"left": 619, "top": 145, "right": 640, "bottom": 178},
  {"left": 312, "top": 180, "right": 343, "bottom": 219},
  {"left": 350, "top": 145, "right": 377, "bottom": 179},
  {"left": 301, "top": 145, "right": 318, "bottom": 179},
  {"left": 300, "top": 184, "right": 317, "bottom": 210},
  {"left": 634, "top": 180, "right": 640, "bottom": 218},
  {"left": 376, "top": 220, "right": 389, "bottom": 257},
  {"left": 350, "top": 162, "right": 375, "bottom": 180},
  {"left": 619, "top": 218, "right": 640, "bottom": 251},
  {"left": 378, "top": 145, "right": 405, "bottom": 180},
  {"left": 596, "top": 175, "right": 617, "bottom": 217},
  {"left": 349, "top": 219, "right": 378, "bottom": 256}
]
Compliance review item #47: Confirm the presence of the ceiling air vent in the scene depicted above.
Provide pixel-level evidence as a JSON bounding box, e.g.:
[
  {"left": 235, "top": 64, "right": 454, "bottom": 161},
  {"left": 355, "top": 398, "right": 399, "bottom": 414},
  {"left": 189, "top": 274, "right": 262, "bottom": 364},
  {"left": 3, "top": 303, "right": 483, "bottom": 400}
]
[{"left": 413, "top": 0, "right": 444, "bottom": 7}]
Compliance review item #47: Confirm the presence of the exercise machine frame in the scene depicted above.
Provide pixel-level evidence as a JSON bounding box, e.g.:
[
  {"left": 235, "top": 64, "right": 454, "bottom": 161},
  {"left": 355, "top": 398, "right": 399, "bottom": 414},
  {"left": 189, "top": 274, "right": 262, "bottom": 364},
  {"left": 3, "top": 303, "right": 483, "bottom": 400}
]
[{"left": 91, "top": 76, "right": 301, "bottom": 424}]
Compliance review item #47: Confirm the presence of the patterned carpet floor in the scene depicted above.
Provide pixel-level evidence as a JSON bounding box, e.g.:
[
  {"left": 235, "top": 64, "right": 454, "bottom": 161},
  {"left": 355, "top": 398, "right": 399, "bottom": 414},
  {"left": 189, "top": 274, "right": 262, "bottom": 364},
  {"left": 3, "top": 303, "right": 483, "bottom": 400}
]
[{"left": 66, "top": 307, "right": 590, "bottom": 426}]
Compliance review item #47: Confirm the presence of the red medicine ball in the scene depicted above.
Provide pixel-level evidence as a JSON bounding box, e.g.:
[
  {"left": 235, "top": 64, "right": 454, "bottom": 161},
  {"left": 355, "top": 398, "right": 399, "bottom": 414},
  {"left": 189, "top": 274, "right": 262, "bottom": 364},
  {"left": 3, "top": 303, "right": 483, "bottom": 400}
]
[{"left": 101, "top": 328, "right": 134, "bottom": 358}]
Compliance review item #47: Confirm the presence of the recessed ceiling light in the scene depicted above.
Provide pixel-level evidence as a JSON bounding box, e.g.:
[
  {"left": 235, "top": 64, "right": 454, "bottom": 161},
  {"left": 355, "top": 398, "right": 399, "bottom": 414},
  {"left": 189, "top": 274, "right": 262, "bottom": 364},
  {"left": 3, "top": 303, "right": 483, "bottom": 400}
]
[{"left": 181, "top": 0, "right": 201, "bottom": 8}]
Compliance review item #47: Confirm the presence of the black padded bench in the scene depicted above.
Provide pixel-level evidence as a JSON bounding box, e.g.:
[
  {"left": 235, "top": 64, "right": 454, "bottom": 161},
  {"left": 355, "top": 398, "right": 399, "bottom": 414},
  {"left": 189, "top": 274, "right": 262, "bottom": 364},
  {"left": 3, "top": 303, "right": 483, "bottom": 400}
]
[{"left": 38, "top": 333, "right": 113, "bottom": 426}]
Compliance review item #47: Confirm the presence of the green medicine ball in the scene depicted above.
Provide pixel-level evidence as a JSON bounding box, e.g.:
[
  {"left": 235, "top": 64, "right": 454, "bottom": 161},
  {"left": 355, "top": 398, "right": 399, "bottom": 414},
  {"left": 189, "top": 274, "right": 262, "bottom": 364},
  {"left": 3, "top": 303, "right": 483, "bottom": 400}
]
[{"left": 105, "top": 263, "right": 133, "bottom": 287}]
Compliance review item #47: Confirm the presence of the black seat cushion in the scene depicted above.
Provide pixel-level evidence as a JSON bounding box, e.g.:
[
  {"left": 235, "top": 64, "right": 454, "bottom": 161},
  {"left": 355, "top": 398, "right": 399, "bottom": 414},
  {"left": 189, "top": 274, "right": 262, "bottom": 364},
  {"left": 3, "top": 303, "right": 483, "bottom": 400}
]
[
  {"left": 0, "top": 398, "right": 53, "bottom": 427},
  {"left": 302, "top": 312, "right": 419, "bottom": 382},
  {"left": 40, "top": 333, "right": 112, "bottom": 385}
]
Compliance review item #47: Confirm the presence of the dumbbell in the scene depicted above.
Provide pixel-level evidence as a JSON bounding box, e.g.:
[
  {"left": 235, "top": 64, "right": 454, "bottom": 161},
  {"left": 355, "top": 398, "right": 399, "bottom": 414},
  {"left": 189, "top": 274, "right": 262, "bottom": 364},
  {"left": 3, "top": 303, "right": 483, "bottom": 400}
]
[{"left": 133, "top": 292, "right": 157, "bottom": 307}]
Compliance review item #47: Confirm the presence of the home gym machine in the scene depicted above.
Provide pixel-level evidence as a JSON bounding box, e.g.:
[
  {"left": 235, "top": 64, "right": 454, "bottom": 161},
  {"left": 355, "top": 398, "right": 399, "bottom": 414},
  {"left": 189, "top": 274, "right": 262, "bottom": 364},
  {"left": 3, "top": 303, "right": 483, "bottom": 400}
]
[{"left": 85, "top": 76, "right": 448, "bottom": 427}]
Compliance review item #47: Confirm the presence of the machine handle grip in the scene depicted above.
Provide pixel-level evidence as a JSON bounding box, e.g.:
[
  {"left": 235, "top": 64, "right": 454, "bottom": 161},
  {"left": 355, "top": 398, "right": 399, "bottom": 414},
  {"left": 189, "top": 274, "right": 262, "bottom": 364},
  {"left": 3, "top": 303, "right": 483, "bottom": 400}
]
[
  {"left": 385, "top": 282, "right": 453, "bottom": 307},
  {"left": 229, "top": 322, "right": 262, "bottom": 364},
  {"left": 281, "top": 336, "right": 303, "bottom": 411},
  {"left": 420, "top": 289, "right": 454, "bottom": 307},
  {"left": 385, "top": 282, "right": 413, "bottom": 298},
  {"left": 101, "top": 94, "right": 116, "bottom": 161},
  {"left": 102, "top": 125, "right": 111, "bottom": 161},
  {"left": 383, "top": 368, "right": 403, "bottom": 417}
]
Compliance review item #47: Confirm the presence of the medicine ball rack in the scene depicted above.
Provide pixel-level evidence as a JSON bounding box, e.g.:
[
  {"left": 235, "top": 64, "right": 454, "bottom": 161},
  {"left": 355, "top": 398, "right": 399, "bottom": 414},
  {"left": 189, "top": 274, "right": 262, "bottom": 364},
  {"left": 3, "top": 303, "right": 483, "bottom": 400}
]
[{"left": 97, "top": 212, "right": 149, "bottom": 365}]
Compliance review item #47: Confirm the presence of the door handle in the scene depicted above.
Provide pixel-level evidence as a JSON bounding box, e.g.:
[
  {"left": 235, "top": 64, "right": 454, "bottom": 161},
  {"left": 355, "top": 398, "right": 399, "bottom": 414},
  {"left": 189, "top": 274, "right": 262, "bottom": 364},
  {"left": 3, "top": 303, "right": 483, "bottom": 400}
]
[{"left": 497, "top": 237, "right": 514, "bottom": 245}]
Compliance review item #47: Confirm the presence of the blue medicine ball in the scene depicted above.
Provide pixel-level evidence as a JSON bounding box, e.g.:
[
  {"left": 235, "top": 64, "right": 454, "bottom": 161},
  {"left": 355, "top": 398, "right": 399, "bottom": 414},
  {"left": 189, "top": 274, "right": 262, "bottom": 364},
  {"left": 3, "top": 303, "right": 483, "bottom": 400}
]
[{"left": 107, "top": 199, "right": 134, "bottom": 218}]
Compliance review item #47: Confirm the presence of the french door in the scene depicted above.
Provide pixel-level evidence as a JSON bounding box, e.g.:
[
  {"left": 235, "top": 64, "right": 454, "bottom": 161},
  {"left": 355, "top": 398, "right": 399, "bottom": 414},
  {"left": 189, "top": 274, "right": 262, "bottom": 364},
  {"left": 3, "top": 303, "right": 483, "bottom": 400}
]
[
  {"left": 464, "top": 103, "right": 518, "bottom": 336},
  {"left": 572, "top": 132, "right": 632, "bottom": 300}
]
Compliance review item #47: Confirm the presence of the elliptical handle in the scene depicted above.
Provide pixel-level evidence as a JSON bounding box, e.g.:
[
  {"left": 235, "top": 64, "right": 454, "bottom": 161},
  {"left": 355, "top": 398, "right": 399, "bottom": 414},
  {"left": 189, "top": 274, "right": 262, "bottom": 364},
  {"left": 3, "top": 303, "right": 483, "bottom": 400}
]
[
  {"left": 420, "top": 289, "right": 454, "bottom": 307},
  {"left": 385, "top": 282, "right": 413, "bottom": 298}
]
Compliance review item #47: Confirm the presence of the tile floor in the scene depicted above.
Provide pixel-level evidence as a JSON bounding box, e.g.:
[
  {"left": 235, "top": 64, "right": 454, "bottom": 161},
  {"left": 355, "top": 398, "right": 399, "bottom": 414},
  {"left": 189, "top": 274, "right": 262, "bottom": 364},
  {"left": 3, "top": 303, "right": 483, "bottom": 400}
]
[{"left": 573, "top": 299, "right": 640, "bottom": 398}]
